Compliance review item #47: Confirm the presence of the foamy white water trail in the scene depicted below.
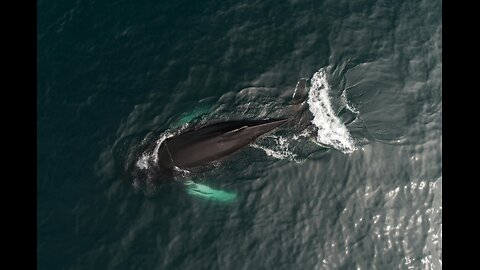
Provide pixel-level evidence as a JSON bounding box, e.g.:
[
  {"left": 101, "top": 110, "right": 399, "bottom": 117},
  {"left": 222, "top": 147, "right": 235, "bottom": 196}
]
[{"left": 307, "top": 68, "right": 357, "bottom": 153}]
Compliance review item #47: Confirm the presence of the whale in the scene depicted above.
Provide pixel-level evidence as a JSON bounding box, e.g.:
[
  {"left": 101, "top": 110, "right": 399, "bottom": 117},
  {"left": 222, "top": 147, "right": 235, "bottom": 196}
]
[
  {"left": 130, "top": 78, "right": 313, "bottom": 201},
  {"left": 157, "top": 118, "right": 288, "bottom": 170},
  {"left": 143, "top": 118, "right": 289, "bottom": 202},
  {"left": 153, "top": 79, "right": 311, "bottom": 174}
]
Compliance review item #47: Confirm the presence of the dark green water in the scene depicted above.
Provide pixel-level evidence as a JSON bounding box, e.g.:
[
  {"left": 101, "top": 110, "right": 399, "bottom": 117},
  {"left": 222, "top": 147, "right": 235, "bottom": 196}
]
[{"left": 38, "top": 0, "right": 442, "bottom": 269}]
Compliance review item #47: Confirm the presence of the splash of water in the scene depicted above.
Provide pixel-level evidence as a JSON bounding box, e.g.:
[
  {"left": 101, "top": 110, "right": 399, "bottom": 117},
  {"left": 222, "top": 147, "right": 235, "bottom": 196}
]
[
  {"left": 252, "top": 67, "right": 357, "bottom": 159},
  {"left": 307, "top": 68, "right": 357, "bottom": 153},
  {"left": 135, "top": 131, "right": 173, "bottom": 170}
]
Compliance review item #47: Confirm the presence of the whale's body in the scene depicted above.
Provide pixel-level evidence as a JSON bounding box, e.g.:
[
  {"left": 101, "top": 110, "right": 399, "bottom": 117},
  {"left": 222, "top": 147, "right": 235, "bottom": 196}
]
[
  {"left": 157, "top": 118, "right": 288, "bottom": 170},
  {"left": 129, "top": 79, "right": 314, "bottom": 201}
]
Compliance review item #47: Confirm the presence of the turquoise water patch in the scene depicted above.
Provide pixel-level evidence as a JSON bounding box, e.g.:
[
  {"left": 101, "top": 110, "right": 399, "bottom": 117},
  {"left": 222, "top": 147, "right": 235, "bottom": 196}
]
[
  {"left": 185, "top": 180, "right": 237, "bottom": 202},
  {"left": 172, "top": 104, "right": 212, "bottom": 128}
]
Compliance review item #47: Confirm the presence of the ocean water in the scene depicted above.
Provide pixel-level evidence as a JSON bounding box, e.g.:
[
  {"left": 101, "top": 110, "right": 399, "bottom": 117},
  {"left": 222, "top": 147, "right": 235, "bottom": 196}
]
[{"left": 38, "top": 0, "right": 442, "bottom": 269}]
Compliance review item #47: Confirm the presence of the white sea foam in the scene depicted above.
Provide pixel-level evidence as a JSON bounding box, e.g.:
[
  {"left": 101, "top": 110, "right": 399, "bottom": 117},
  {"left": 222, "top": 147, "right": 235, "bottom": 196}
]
[
  {"left": 307, "top": 68, "right": 357, "bottom": 153},
  {"left": 251, "top": 143, "right": 288, "bottom": 159},
  {"left": 135, "top": 131, "right": 174, "bottom": 170},
  {"left": 251, "top": 68, "right": 357, "bottom": 159},
  {"left": 136, "top": 153, "right": 150, "bottom": 169},
  {"left": 252, "top": 135, "right": 300, "bottom": 162},
  {"left": 173, "top": 166, "right": 191, "bottom": 177},
  {"left": 341, "top": 87, "right": 359, "bottom": 114}
]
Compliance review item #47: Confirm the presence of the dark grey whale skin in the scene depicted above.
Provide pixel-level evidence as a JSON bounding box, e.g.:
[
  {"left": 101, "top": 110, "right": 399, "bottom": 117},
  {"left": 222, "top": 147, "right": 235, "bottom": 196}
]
[
  {"left": 132, "top": 81, "right": 311, "bottom": 184},
  {"left": 156, "top": 118, "right": 288, "bottom": 170}
]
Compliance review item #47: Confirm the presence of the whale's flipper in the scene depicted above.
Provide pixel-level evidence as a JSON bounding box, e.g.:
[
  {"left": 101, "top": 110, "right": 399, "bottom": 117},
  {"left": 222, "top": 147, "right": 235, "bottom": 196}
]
[{"left": 185, "top": 180, "right": 237, "bottom": 202}]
